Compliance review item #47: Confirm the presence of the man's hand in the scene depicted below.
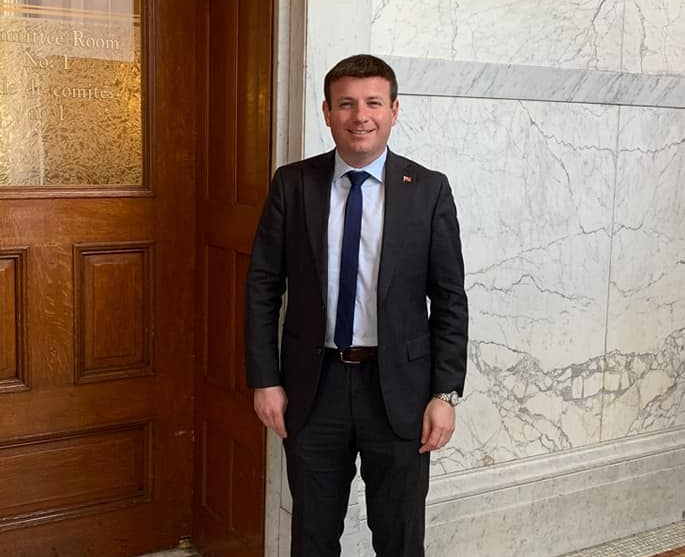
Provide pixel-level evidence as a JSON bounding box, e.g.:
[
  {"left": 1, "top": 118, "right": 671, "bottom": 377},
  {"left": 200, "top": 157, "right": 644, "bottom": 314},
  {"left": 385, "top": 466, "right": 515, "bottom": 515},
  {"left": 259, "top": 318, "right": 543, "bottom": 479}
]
[
  {"left": 418, "top": 397, "right": 456, "bottom": 454},
  {"left": 254, "top": 386, "right": 288, "bottom": 439}
]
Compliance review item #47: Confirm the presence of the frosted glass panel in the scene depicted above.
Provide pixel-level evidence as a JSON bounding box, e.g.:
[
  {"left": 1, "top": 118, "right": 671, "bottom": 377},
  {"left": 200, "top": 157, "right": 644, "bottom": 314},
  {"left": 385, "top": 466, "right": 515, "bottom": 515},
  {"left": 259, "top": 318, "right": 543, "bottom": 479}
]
[{"left": 0, "top": 1, "right": 142, "bottom": 186}]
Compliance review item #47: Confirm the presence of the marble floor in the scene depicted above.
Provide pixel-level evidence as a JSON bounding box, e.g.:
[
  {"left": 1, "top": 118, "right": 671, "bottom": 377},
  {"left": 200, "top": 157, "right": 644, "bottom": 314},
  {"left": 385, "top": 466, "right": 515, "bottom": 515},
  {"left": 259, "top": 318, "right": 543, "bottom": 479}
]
[
  {"left": 560, "top": 521, "right": 685, "bottom": 557},
  {"left": 134, "top": 521, "right": 685, "bottom": 557}
]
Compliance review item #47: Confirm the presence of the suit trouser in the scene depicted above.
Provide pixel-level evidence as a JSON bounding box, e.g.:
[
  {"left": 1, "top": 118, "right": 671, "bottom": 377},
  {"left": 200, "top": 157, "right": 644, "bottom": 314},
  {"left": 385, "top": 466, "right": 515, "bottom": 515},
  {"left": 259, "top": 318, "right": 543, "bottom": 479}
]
[{"left": 283, "top": 353, "right": 430, "bottom": 557}]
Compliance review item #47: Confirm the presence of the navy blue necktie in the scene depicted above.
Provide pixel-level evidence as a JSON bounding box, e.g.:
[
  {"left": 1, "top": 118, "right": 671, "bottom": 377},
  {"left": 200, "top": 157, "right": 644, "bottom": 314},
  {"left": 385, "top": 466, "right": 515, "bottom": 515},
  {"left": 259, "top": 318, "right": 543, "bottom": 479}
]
[{"left": 334, "top": 170, "right": 370, "bottom": 349}]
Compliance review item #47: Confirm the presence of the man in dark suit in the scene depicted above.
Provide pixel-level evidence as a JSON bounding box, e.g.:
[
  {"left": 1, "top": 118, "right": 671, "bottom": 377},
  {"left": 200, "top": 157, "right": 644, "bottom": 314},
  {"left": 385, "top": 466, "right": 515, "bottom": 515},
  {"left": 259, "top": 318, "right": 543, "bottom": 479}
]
[{"left": 246, "top": 54, "right": 468, "bottom": 557}]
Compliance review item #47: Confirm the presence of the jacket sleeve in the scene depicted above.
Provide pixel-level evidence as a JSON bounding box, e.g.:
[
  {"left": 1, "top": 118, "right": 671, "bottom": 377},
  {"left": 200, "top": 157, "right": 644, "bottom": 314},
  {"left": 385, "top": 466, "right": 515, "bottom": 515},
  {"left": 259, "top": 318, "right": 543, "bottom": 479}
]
[
  {"left": 245, "top": 168, "right": 287, "bottom": 388},
  {"left": 427, "top": 174, "right": 469, "bottom": 395}
]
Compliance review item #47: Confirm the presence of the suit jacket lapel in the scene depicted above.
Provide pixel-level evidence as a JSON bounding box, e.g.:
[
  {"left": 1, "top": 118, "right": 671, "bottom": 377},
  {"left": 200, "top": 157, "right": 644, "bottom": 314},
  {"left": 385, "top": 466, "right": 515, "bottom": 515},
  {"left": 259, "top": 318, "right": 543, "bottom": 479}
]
[
  {"left": 378, "top": 150, "right": 413, "bottom": 304},
  {"left": 303, "top": 150, "right": 335, "bottom": 304}
]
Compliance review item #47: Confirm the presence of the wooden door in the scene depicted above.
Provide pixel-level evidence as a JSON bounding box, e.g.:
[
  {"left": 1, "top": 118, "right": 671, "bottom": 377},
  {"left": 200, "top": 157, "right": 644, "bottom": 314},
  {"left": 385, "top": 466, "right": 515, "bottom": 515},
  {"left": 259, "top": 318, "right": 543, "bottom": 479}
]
[
  {"left": 0, "top": 1, "right": 197, "bottom": 556},
  {"left": 192, "top": 1, "right": 273, "bottom": 556}
]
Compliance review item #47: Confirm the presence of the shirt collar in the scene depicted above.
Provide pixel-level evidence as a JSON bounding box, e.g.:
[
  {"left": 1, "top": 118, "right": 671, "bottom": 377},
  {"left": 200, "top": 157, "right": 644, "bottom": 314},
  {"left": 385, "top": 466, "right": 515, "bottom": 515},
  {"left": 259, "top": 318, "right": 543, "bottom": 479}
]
[{"left": 333, "top": 148, "right": 388, "bottom": 185}]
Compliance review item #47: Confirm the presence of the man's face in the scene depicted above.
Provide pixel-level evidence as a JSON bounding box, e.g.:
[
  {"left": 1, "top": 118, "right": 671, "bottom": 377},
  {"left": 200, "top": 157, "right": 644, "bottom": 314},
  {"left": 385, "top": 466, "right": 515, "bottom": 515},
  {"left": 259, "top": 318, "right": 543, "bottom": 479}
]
[{"left": 322, "top": 76, "right": 399, "bottom": 168}]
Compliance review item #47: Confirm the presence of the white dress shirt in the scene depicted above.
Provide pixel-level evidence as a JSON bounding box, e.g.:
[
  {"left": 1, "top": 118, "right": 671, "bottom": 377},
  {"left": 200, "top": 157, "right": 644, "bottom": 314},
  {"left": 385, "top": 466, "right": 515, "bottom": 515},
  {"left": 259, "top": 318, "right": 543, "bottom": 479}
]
[{"left": 325, "top": 149, "right": 387, "bottom": 348}]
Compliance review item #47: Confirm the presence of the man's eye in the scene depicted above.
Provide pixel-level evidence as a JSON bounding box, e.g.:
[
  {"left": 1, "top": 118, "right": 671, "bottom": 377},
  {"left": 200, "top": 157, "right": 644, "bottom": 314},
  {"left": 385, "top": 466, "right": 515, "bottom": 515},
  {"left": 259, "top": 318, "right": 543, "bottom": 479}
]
[{"left": 339, "top": 101, "right": 352, "bottom": 108}]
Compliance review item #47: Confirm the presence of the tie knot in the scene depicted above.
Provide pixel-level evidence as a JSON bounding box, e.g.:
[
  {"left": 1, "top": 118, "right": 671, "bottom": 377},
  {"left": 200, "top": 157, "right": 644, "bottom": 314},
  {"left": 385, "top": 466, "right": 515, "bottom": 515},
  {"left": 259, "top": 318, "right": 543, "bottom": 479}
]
[{"left": 346, "top": 170, "right": 370, "bottom": 188}]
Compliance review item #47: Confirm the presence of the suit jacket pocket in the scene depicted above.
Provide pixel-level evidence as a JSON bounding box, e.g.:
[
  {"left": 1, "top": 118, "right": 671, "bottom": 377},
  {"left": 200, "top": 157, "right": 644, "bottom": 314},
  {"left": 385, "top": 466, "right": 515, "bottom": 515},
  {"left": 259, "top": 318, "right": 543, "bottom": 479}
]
[{"left": 406, "top": 333, "right": 431, "bottom": 361}]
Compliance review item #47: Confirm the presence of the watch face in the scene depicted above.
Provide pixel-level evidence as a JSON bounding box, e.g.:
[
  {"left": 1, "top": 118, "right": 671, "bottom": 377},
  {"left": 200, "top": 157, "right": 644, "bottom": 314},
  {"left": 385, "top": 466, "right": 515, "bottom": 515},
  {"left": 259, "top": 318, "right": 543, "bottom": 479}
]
[{"left": 449, "top": 392, "right": 460, "bottom": 406}]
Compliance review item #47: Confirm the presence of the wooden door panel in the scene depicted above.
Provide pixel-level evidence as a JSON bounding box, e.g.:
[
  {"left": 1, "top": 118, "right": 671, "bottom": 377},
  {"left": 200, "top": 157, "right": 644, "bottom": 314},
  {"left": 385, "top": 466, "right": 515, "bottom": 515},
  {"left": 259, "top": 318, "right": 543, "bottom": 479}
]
[
  {"left": 194, "top": 1, "right": 273, "bottom": 556},
  {"left": 0, "top": 1, "right": 196, "bottom": 555},
  {"left": 0, "top": 249, "right": 28, "bottom": 393},
  {"left": 74, "top": 241, "right": 154, "bottom": 383},
  {"left": 0, "top": 422, "right": 151, "bottom": 531}
]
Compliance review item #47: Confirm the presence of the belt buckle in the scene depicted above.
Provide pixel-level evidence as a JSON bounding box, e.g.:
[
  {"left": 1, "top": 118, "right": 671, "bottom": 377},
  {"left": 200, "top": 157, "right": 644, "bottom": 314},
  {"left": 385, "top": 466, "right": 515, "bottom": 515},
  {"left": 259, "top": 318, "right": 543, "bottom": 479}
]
[{"left": 339, "top": 349, "right": 361, "bottom": 365}]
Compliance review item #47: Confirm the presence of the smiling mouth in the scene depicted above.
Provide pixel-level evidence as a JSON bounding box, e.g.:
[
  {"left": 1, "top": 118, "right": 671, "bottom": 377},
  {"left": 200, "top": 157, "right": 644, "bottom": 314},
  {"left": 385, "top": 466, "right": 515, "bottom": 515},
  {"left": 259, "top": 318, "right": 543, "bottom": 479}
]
[{"left": 349, "top": 129, "right": 374, "bottom": 135}]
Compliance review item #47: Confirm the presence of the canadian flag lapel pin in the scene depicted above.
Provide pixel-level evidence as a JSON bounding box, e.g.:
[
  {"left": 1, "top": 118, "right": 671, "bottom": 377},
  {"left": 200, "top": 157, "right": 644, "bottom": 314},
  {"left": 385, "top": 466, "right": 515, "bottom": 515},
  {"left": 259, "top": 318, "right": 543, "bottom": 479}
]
[{"left": 402, "top": 175, "right": 412, "bottom": 183}]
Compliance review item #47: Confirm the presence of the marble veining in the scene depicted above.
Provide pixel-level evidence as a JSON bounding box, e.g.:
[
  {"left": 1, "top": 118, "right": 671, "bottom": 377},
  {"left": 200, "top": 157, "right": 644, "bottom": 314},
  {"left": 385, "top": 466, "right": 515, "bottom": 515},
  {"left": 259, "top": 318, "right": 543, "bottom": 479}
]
[
  {"left": 418, "top": 97, "right": 617, "bottom": 369},
  {"left": 623, "top": 0, "right": 685, "bottom": 75},
  {"left": 432, "top": 326, "right": 685, "bottom": 474},
  {"left": 602, "top": 329, "right": 685, "bottom": 438},
  {"left": 603, "top": 105, "right": 685, "bottom": 439},
  {"left": 390, "top": 96, "right": 617, "bottom": 471},
  {"left": 370, "top": 0, "right": 624, "bottom": 71},
  {"left": 431, "top": 342, "right": 605, "bottom": 475},
  {"left": 390, "top": 96, "right": 684, "bottom": 471}
]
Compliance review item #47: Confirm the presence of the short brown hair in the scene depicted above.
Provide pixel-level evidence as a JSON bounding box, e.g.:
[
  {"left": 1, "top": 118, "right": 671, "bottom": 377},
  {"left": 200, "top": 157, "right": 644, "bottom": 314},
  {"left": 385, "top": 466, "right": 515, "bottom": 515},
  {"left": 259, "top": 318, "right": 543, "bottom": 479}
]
[{"left": 324, "top": 54, "right": 398, "bottom": 107}]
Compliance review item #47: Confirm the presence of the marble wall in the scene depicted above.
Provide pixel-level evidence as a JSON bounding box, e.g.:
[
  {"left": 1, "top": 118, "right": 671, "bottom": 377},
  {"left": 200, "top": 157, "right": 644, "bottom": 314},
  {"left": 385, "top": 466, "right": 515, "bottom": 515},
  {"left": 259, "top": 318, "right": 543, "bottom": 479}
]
[
  {"left": 270, "top": 1, "right": 685, "bottom": 556},
  {"left": 604, "top": 106, "right": 685, "bottom": 438}
]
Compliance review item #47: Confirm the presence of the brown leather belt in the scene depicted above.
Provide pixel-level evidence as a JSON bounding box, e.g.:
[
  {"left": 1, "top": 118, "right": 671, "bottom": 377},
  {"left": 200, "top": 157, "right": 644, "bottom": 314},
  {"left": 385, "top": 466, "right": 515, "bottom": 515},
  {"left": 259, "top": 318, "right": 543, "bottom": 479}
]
[{"left": 325, "top": 346, "right": 377, "bottom": 365}]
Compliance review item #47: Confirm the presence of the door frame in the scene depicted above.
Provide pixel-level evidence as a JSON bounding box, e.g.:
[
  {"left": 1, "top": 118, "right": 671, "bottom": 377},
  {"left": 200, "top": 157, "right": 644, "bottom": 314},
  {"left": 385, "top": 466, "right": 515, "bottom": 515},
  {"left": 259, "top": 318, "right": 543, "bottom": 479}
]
[{"left": 259, "top": 1, "right": 307, "bottom": 555}]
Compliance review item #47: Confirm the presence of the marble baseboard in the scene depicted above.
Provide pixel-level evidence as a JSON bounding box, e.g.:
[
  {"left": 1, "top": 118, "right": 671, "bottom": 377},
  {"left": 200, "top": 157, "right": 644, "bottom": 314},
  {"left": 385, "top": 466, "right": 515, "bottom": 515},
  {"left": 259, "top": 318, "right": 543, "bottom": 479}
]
[
  {"left": 425, "top": 425, "right": 685, "bottom": 505},
  {"left": 333, "top": 427, "right": 685, "bottom": 557}
]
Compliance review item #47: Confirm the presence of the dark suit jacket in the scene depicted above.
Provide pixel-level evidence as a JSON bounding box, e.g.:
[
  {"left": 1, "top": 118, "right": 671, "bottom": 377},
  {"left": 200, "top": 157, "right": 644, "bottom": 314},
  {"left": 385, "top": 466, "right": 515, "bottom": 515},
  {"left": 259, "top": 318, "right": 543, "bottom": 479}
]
[{"left": 245, "top": 149, "right": 468, "bottom": 439}]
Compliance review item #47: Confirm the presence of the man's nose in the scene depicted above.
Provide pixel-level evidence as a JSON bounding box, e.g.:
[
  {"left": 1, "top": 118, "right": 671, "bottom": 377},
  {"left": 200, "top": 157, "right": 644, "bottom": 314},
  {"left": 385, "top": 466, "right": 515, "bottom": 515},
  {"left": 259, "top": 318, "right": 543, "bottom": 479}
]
[{"left": 353, "top": 105, "right": 369, "bottom": 122}]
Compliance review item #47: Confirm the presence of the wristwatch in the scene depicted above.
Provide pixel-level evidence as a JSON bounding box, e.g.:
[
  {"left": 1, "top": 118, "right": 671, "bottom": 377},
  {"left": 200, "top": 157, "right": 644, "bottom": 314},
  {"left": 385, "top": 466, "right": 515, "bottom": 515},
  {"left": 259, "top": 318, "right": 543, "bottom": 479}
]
[{"left": 433, "top": 390, "right": 461, "bottom": 407}]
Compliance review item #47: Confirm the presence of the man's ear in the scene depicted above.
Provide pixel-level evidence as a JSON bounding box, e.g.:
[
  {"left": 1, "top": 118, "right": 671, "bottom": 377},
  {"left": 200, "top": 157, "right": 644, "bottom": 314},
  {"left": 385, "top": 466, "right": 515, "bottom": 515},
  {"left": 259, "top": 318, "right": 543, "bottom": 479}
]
[
  {"left": 391, "top": 98, "right": 399, "bottom": 126},
  {"left": 322, "top": 100, "right": 331, "bottom": 127}
]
